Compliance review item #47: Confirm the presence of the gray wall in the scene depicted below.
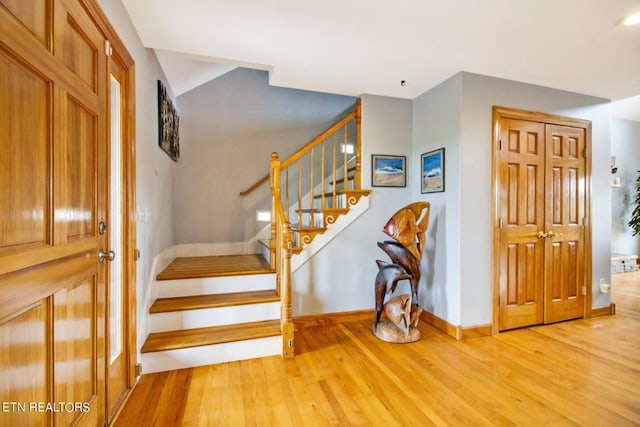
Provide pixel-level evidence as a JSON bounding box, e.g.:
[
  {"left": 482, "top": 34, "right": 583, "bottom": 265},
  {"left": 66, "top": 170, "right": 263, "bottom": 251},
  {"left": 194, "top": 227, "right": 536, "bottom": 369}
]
[
  {"left": 97, "top": 0, "right": 176, "bottom": 352},
  {"left": 168, "top": 69, "right": 615, "bottom": 324},
  {"left": 174, "top": 69, "right": 356, "bottom": 243},
  {"left": 411, "top": 72, "right": 612, "bottom": 328},
  {"left": 411, "top": 74, "right": 462, "bottom": 324},
  {"left": 459, "top": 72, "right": 612, "bottom": 324},
  {"left": 100, "top": 0, "right": 619, "bottom": 333},
  {"left": 292, "top": 95, "right": 414, "bottom": 315},
  {"left": 612, "top": 118, "right": 640, "bottom": 256}
]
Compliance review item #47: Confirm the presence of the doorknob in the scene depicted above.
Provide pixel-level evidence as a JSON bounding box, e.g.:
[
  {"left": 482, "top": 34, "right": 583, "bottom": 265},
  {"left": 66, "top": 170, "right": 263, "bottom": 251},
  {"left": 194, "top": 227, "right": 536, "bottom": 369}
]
[
  {"left": 537, "top": 231, "right": 548, "bottom": 238},
  {"left": 98, "top": 249, "right": 116, "bottom": 263}
]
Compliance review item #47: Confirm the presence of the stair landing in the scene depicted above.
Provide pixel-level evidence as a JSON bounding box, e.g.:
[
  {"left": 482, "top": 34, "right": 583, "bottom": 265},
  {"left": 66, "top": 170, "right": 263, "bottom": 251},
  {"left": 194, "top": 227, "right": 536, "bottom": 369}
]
[{"left": 156, "top": 254, "right": 273, "bottom": 280}]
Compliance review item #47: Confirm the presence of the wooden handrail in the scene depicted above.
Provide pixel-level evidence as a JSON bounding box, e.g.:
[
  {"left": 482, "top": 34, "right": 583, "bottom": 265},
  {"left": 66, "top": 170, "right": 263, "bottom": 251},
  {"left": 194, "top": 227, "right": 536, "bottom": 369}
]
[
  {"left": 280, "top": 107, "right": 356, "bottom": 169},
  {"left": 239, "top": 175, "right": 270, "bottom": 196},
  {"left": 239, "top": 99, "right": 360, "bottom": 196}
]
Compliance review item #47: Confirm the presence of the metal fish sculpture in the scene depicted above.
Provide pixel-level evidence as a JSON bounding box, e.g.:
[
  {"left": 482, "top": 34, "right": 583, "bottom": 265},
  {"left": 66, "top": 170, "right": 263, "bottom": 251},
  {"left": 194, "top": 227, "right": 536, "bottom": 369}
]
[
  {"left": 382, "top": 201, "right": 430, "bottom": 261},
  {"left": 373, "top": 261, "right": 411, "bottom": 332}
]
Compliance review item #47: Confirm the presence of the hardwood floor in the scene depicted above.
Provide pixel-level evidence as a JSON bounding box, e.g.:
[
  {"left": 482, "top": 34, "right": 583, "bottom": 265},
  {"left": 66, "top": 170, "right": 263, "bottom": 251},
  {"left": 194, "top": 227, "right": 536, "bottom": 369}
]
[
  {"left": 612, "top": 269, "right": 640, "bottom": 315},
  {"left": 115, "top": 272, "right": 640, "bottom": 426}
]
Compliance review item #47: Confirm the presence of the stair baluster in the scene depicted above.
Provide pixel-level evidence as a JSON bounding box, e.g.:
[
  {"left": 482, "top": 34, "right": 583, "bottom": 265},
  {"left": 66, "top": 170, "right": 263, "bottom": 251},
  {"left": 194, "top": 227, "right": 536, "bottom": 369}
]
[{"left": 266, "top": 99, "right": 368, "bottom": 358}]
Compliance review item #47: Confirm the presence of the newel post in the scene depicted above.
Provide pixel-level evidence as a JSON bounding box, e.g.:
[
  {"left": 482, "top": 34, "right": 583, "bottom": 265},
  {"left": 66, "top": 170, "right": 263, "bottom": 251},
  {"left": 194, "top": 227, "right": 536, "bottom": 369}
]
[{"left": 280, "top": 221, "right": 295, "bottom": 357}]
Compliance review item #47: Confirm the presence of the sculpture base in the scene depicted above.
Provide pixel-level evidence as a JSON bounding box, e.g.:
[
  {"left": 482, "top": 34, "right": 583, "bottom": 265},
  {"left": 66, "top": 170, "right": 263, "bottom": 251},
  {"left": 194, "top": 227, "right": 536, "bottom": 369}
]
[{"left": 373, "top": 321, "right": 421, "bottom": 343}]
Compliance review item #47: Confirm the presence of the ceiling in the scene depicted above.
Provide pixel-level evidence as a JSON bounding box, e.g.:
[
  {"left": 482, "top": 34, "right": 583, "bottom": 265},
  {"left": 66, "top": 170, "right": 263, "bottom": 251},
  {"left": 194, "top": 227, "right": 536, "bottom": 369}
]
[{"left": 121, "top": 0, "right": 640, "bottom": 120}]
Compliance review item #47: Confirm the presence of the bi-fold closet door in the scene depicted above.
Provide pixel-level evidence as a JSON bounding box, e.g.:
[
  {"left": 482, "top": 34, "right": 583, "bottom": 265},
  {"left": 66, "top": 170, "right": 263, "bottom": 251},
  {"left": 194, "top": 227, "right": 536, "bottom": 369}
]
[{"left": 494, "top": 107, "right": 590, "bottom": 331}]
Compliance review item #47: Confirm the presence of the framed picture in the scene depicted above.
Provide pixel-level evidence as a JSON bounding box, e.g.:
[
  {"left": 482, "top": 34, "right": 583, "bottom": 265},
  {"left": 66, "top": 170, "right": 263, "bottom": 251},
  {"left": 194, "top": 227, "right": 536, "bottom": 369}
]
[
  {"left": 157, "top": 80, "right": 180, "bottom": 161},
  {"left": 421, "top": 148, "right": 445, "bottom": 193},
  {"left": 372, "top": 154, "right": 406, "bottom": 187}
]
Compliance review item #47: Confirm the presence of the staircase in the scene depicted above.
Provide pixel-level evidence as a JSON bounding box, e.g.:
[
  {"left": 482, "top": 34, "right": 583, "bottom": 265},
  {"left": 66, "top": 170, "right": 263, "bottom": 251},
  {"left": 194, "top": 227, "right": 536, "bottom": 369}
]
[
  {"left": 140, "top": 254, "right": 281, "bottom": 373},
  {"left": 140, "top": 100, "right": 369, "bottom": 373}
]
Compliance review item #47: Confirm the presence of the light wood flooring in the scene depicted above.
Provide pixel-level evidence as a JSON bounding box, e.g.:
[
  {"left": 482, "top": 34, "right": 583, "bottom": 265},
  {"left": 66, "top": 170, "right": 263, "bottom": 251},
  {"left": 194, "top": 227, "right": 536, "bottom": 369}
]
[{"left": 115, "top": 271, "right": 640, "bottom": 426}]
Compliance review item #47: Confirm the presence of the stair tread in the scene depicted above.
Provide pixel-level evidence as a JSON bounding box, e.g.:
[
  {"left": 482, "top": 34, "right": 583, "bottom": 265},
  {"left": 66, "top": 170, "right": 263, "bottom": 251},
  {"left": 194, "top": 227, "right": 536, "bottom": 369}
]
[
  {"left": 313, "top": 189, "right": 372, "bottom": 200},
  {"left": 157, "top": 254, "right": 273, "bottom": 281},
  {"left": 141, "top": 319, "right": 282, "bottom": 353},
  {"left": 291, "top": 226, "right": 325, "bottom": 232},
  {"left": 329, "top": 174, "right": 355, "bottom": 185},
  {"left": 150, "top": 290, "right": 279, "bottom": 313},
  {"left": 313, "top": 191, "right": 346, "bottom": 199}
]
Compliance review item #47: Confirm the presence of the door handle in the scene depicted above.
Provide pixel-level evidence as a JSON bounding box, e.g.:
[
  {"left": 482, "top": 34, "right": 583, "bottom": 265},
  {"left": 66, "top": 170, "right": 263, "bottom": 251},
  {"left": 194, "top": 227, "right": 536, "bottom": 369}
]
[
  {"left": 98, "top": 249, "right": 116, "bottom": 263},
  {"left": 537, "top": 231, "right": 548, "bottom": 238},
  {"left": 547, "top": 231, "right": 563, "bottom": 238}
]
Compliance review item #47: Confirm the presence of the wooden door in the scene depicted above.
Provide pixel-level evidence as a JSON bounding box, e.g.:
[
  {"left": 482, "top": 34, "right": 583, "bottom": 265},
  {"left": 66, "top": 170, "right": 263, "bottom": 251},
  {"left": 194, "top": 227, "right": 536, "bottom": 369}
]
[
  {"left": 494, "top": 107, "right": 590, "bottom": 332},
  {"left": 496, "top": 118, "right": 546, "bottom": 331},
  {"left": 543, "top": 125, "right": 586, "bottom": 323},
  {"left": 106, "top": 56, "right": 131, "bottom": 421},
  {"left": 0, "top": 0, "right": 133, "bottom": 425}
]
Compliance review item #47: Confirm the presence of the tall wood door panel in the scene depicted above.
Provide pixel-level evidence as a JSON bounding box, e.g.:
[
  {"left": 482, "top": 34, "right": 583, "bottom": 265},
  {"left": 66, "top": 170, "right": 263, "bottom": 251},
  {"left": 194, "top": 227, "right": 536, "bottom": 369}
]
[
  {"left": 543, "top": 125, "right": 586, "bottom": 324},
  {"left": 496, "top": 119, "right": 546, "bottom": 331},
  {"left": 494, "top": 107, "right": 590, "bottom": 332},
  {"left": 106, "top": 55, "right": 132, "bottom": 422},
  {"left": 0, "top": 0, "right": 134, "bottom": 425}
]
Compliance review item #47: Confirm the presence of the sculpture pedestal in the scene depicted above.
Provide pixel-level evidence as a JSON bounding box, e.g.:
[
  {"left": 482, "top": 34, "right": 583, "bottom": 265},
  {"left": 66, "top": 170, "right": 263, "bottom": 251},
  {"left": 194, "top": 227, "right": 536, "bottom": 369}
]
[{"left": 373, "top": 321, "right": 421, "bottom": 343}]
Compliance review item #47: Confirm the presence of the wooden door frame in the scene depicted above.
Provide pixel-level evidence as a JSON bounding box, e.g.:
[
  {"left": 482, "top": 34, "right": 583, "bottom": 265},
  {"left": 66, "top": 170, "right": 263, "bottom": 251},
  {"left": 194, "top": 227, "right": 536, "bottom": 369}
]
[
  {"left": 491, "top": 106, "right": 592, "bottom": 335},
  {"left": 81, "top": 0, "right": 138, "bottom": 417}
]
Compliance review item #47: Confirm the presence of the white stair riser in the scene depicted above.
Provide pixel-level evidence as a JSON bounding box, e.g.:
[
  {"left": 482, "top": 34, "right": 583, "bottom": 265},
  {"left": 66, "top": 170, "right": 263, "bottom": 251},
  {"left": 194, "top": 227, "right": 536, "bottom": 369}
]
[
  {"left": 155, "top": 273, "right": 276, "bottom": 298},
  {"left": 141, "top": 336, "right": 282, "bottom": 373},
  {"left": 258, "top": 244, "right": 271, "bottom": 264},
  {"left": 149, "top": 302, "right": 280, "bottom": 333}
]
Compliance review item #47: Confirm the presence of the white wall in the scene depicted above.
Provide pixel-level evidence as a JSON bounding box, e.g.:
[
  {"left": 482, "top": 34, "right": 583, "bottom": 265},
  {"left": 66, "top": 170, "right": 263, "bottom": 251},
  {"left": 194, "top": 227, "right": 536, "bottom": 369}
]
[
  {"left": 97, "top": 0, "right": 176, "bottom": 354},
  {"left": 292, "top": 95, "right": 413, "bottom": 315},
  {"left": 174, "top": 69, "right": 356, "bottom": 244},
  {"left": 611, "top": 118, "right": 640, "bottom": 256}
]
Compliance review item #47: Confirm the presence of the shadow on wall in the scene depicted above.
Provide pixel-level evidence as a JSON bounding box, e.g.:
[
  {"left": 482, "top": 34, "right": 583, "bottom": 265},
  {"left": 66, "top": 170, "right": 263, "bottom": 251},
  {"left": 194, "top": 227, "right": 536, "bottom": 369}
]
[{"left": 421, "top": 207, "right": 445, "bottom": 316}]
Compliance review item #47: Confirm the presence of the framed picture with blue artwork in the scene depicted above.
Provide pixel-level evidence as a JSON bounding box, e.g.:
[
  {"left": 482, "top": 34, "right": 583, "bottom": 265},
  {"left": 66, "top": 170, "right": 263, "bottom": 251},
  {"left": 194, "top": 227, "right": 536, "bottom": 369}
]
[
  {"left": 372, "top": 154, "right": 406, "bottom": 187},
  {"left": 421, "top": 148, "right": 445, "bottom": 193}
]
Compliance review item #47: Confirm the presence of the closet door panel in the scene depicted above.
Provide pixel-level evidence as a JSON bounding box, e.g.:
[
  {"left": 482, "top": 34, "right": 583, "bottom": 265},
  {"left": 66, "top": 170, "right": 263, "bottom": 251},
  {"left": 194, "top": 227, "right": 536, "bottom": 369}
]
[
  {"left": 544, "top": 125, "right": 586, "bottom": 323},
  {"left": 497, "top": 119, "right": 546, "bottom": 330}
]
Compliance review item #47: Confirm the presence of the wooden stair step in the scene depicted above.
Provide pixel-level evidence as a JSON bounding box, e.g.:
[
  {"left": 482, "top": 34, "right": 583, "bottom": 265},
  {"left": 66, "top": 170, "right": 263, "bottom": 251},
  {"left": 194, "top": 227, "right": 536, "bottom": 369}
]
[
  {"left": 156, "top": 254, "right": 273, "bottom": 281},
  {"left": 329, "top": 174, "right": 355, "bottom": 186},
  {"left": 291, "top": 225, "right": 325, "bottom": 231},
  {"left": 149, "top": 290, "right": 279, "bottom": 313},
  {"left": 141, "top": 319, "right": 282, "bottom": 353},
  {"left": 313, "top": 191, "right": 345, "bottom": 199}
]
